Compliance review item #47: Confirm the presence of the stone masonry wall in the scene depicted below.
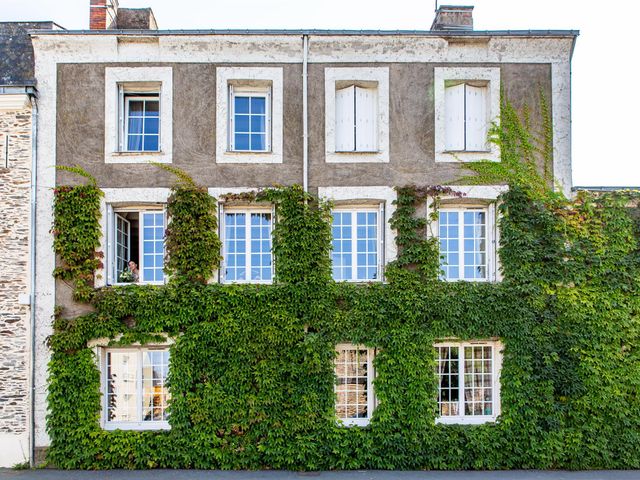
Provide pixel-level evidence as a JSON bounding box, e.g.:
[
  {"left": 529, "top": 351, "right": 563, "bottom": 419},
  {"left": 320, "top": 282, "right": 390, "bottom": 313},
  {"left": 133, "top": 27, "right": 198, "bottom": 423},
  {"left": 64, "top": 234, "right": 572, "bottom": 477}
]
[{"left": 0, "top": 106, "right": 31, "bottom": 435}]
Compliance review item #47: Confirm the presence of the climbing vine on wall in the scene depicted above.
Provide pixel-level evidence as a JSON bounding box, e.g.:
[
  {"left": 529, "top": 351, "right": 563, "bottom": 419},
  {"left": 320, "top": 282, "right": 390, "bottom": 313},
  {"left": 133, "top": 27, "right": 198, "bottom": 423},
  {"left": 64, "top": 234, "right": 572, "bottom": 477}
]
[{"left": 45, "top": 98, "right": 640, "bottom": 470}]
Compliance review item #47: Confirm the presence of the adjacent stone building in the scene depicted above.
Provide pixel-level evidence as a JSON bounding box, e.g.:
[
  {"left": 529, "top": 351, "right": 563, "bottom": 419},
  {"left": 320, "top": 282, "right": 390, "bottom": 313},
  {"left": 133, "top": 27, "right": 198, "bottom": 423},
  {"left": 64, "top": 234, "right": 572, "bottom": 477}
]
[{"left": 0, "top": 21, "right": 61, "bottom": 467}]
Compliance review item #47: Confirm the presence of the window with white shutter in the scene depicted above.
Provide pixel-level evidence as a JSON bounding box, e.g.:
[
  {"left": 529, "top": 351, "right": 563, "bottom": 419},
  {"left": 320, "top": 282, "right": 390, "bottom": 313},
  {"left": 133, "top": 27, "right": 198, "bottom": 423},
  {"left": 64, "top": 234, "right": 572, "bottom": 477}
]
[
  {"left": 335, "top": 85, "right": 377, "bottom": 153},
  {"left": 444, "top": 82, "right": 488, "bottom": 152}
]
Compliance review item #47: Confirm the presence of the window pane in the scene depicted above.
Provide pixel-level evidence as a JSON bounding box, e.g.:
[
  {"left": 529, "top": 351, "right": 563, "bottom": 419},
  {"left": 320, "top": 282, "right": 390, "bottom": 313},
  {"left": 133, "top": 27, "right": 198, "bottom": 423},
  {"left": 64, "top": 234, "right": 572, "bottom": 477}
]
[
  {"left": 235, "top": 96, "right": 250, "bottom": 114},
  {"left": 234, "top": 134, "right": 250, "bottom": 150},
  {"left": 141, "top": 213, "right": 164, "bottom": 283},
  {"left": 437, "top": 346, "right": 459, "bottom": 417},
  {"left": 128, "top": 100, "right": 144, "bottom": 115},
  {"left": 142, "top": 350, "right": 170, "bottom": 422},
  {"left": 107, "top": 351, "right": 139, "bottom": 422},
  {"left": 250, "top": 134, "right": 266, "bottom": 151},
  {"left": 143, "top": 135, "right": 159, "bottom": 152},
  {"left": 331, "top": 212, "right": 353, "bottom": 281},
  {"left": 235, "top": 114, "right": 250, "bottom": 133},
  {"left": 251, "top": 115, "right": 266, "bottom": 134},
  {"left": 335, "top": 346, "right": 370, "bottom": 421},
  {"left": 128, "top": 117, "right": 143, "bottom": 135},
  {"left": 144, "top": 117, "right": 159, "bottom": 135},
  {"left": 145, "top": 100, "right": 160, "bottom": 116},
  {"left": 127, "top": 135, "right": 143, "bottom": 151},
  {"left": 251, "top": 96, "right": 266, "bottom": 114}
]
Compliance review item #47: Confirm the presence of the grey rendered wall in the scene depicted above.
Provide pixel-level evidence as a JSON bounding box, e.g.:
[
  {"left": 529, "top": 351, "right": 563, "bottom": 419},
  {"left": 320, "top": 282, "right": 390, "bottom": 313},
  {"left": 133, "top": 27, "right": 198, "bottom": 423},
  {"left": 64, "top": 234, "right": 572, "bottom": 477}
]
[{"left": 56, "top": 62, "right": 551, "bottom": 188}]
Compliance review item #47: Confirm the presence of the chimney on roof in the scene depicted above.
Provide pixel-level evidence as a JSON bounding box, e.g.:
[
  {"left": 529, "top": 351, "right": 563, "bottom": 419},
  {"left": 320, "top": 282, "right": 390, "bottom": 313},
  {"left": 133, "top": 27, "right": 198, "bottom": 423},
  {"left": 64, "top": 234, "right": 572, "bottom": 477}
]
[
  {"left": 430, "top": 5, "right": 474, "bottom": 31},
  {"left": 90, "top": 0, "right": 119, "bottom": 29}
]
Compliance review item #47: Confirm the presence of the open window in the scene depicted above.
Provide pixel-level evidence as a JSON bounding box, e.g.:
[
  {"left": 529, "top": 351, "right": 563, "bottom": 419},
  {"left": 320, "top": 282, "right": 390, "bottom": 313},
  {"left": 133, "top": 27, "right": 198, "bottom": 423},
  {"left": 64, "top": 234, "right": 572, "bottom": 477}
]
[{"left": 107, "top": 207, "right": 166, "bottom": 285}]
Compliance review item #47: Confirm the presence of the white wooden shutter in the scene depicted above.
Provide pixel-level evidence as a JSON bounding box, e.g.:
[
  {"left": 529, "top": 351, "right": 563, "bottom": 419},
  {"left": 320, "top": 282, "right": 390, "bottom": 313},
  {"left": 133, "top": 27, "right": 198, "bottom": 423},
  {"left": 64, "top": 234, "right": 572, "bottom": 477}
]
[
  {"left": 106, "top": 205, "right": 114, "bottom": 285},
  {"left": 465, "top": 84, "right": 488, "bottom": 151},
  {"left": 117, "top": 85, "right": 125, "bottom": 151},
  {"left": 335, "top": 86, "right": 355, "bottom": 152},
  {"left": 355, "top": 86, "right": 376, "bottom": 152},
  {"left": 444, "top": 83, "right": 465, "bottom": 151}
]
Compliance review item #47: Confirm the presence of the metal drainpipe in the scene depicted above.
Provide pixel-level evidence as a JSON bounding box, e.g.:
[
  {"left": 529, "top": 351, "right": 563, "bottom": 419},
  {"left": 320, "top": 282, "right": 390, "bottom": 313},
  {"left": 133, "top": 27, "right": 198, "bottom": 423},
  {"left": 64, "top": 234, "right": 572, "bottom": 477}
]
[
  {"left": 302, "top": 34, "right": 309, "bottom": 193},
  {"left": 28, "top": 93, "right": 38, "bottom": 468}
]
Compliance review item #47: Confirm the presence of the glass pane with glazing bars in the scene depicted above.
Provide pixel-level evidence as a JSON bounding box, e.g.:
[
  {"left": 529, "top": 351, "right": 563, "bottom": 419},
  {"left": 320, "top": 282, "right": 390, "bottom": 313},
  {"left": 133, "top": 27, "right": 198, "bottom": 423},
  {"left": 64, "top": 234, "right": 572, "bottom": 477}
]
[
  {"left": 126, "top": 96, "right": 160, "bottom": 152},
  {"left": 463, "top": 345, "right": 493, "bottom": 416},
  {"left": 142, "top": 212, "right": 165, "bottom": 283},
  {"left": 142, "top": 350, "right": 170, "bottom": 422},
  {"left": 335, "top": 346, "right": 370, "bottom": 420},
  {"left": 437, "top": 346, "right": 460, "bottom": 416},
  {"left": 331, "top": 210, "right": 378, "bottom": 281},
  {"left": 439, "top": 210, "right": 487, "bottom": 280},
  {"left": 233, "top": 94, "right": 267, "bottom": 151},
  {"left": 224, "top": 211, "right": 272, "bottom": 282},
  {"left": 107, "top": 351, "right": 139, "bottom": 422}
]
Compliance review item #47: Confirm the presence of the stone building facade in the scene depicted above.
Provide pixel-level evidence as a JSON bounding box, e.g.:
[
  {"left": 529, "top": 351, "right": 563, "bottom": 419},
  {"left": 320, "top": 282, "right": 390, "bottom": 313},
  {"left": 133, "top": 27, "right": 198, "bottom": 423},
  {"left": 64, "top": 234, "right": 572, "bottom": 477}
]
[{"left": 13, "top": 0, "right": 580, "bottom": 463}]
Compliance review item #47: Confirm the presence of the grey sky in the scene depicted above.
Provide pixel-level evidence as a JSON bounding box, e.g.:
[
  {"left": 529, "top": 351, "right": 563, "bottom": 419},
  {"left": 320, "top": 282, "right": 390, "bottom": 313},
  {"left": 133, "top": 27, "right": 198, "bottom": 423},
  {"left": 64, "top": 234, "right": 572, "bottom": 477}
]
[{"left": 3, "top": 0, "right": 639, "bottom": 187}]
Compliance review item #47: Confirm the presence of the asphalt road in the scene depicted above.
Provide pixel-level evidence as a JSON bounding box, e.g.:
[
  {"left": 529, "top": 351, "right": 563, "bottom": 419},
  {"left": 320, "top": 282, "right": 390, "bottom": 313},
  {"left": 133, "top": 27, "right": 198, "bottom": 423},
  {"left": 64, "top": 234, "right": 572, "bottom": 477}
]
[{"left": 2, "top": 471, "right": 640, "bottom": 480}]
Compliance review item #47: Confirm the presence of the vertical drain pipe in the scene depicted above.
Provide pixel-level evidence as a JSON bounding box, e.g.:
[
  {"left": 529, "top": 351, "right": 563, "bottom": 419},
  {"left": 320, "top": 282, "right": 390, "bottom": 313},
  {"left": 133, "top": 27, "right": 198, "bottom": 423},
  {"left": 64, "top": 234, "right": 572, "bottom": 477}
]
[
  {"left": 28, "top": 93, "right": 38, "bottom": 468},
  {"left": 302, "top": 34, "right": 309, "bottom": 193}
]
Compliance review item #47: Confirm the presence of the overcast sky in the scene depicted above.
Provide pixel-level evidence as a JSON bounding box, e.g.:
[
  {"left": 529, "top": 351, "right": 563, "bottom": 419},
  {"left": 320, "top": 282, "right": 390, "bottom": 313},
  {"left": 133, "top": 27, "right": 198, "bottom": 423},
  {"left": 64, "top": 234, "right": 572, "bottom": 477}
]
[{"left": 4, "top": 0, "right": 639, "bottom": 187}]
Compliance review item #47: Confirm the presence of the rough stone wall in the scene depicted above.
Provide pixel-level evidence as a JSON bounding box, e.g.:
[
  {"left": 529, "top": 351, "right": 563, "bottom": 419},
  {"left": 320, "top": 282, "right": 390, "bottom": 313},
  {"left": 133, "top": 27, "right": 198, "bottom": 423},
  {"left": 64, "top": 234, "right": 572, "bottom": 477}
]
[{"left": 0, "top": 106, "right": 31, "bottom": 436}]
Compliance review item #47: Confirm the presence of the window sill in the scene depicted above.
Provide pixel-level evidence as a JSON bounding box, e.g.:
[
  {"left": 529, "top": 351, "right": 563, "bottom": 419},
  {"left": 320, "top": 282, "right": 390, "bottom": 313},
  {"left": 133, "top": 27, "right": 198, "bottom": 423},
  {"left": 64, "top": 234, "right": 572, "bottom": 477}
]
[
  {"left": 106, "top": 151, "right": 171, "bottom": 164},
  {"left": 436, "top": 416, "right": 498, "bottom": 425},
  {"left": 435, "top": 149, "right": 500, "bottom": 163},
  {"left": 326, "top": 150, "right": 388, "bottom": 163},
  {"left": 217, "top": 151, "right": 282, "bottom": 164},
  {"left": 338, "top": 418, "right": 371, "bottom": 427},
  {"left": 104, "top": 421, "right": 170, "bottom": 431}
]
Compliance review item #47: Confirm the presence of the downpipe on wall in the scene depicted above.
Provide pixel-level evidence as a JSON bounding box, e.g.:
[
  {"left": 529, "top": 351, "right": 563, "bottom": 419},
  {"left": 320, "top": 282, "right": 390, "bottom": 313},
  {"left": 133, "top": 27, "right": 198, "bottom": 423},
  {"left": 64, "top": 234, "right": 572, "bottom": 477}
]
[
  {"left": 28, "top": 93, "right": 38, "bottom": 468},
  {"left": 302, "top": 34, "right": 309, "bottom": 194}
]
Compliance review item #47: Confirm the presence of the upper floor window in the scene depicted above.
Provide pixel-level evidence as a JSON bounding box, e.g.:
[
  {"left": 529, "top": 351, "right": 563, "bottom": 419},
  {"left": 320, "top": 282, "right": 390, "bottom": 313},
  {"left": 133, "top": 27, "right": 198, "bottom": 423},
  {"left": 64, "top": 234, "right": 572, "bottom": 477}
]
[
  {"left": 324, "top": 67, "right": 389, "bottom": 163},
  {"left": 335, "top": 343, "right": 376, "bottom": 426},
  {"left": 216, "top": 67, "right": 283, "bottom": 164},
  {"left": 121, "top": 91, "right": 160, "bottom": 152},
  {"left": 434, "top": 67, "right": 500, "bottom": 163},
  {"left": 335, "top": 85, "right": 377, "bottom": 152},
  {"left": 444, "top": 82, "right": 488, "bottom": 152},
  {"left": 105, "top": 67, "right": 173, "bottom": 164},
  {"left": 439, "top": 207, "right": 491, "bottom": 282},
  {"left": 107, "top": 207, "right": 165, "bottom": 285},
  {"left": 331, "top": 208, "right": 381, "bottom": 282},
  {"left": 102, "top": 347, "right": 170, "bottom": 430},
  {"left": 221, "top": 207, "right": 273, "bottom": 283},
  {"left": 435, "top": 340, "right": 501, "bottom": 424},
  {"left": 229, "top": 86, "right": 271, "bottom": 152}
]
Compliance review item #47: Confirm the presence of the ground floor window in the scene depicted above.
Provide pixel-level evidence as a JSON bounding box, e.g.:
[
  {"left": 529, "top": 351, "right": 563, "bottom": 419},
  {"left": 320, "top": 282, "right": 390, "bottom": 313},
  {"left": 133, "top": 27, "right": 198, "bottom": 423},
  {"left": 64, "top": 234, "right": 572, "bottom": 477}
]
[
  {"left": 334, "top": 343, "right": 376, "bottom": 426},
  {"left": 435, "top": 340, "right": 502, "bottom": 424},
  {"left": 102, "top": 347, "right": 170, "bottom": 430}
]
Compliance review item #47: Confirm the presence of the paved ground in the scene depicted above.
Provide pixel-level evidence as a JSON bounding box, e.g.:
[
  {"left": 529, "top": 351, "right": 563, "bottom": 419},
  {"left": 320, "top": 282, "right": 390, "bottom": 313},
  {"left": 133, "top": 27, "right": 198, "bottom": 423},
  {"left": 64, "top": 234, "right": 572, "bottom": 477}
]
[{"left": 1, "top": 470, "right": 640, "bottom": 480}]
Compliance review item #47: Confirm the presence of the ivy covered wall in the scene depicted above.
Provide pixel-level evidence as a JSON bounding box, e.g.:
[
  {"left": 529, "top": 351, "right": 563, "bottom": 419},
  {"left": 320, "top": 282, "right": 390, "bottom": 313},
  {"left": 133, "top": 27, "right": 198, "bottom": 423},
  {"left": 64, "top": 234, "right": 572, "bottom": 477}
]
[{"left": 45, "top": 102, "right": 640, "bottom": 470}]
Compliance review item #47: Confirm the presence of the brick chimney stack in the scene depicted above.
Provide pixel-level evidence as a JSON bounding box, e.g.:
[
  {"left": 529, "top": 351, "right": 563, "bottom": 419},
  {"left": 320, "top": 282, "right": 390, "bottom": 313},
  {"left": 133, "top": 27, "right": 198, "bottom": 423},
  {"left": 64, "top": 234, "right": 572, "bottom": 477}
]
[
  {"left": 90, "top": 0, "right": 119, "bottom": 30},
  {"left": 430, "top": 5, "right": 474, "bottom": 31}
]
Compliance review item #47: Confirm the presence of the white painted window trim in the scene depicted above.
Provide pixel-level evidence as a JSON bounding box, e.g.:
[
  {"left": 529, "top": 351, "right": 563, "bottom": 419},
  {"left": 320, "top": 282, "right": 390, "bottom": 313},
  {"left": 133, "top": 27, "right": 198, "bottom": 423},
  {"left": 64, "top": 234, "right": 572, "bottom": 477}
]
[
  {"left": 105, "top": 206, "right": 167, "bottom": 286},
  {"left": 437, "top": 205, "right": 495, "bottom": 283},
  {"left": 335, "top": 343, "right": 376, "bottom": 427},
  {"left": 96, "top": 188, "right": 171, "bottom": 288},
  {"left": 427, "top": 185, "right": 506, "bottom": 282},
  {"left": 318, "top": 187, "right": 397, "bottom": 274},
  {"left": 434, "top": 67, "right": 500, "bottom": 163},
  {"left": 216, "top": 67, "right": 283, "bottom": 164},
  {"left": 104, "top": 67, "right": 173, "bottom": 164},
  {"left": 97, "top": 345, "right": 171, "bottom": 431},
  {"left": 228, "top": 85, "right": 272, "bottom": 153},
  {"left": 220, "top": 205, "right": 274, "bottom": 284},
  {"left": 324, "top": 67, "right": 389, "bottom": 163},
  {"left": 331, "top": 205, "right": 384, "bottom": 283},
  {"left": 434, "top": 339, "right": 503, "bottom": 425}
]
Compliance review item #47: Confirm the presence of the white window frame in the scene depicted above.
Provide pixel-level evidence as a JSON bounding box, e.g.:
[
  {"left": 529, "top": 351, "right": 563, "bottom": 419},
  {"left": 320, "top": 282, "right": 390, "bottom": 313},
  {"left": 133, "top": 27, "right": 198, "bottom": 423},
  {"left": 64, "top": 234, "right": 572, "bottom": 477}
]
[
  {"left": 437, "top": 204, "right": 496, "bottom": 282},
  {"left": 121, "top": 94, "right": 161, "bottom": 153},
  {"left": 216, "top": 67, "right": 283, "bottom": 164},
  {"left": 331, "top": 205, "right": 384, "bottom": 283},
  {"left": 228, "top": 85, "right": 272, "bottom": 153},
  {"left": 334, "top": 343, "right": 376, "bottom": 427},
  {"left": 434, "top": 340, "right": 502, "bottom": 425},
  {"left": 434, "top": 67, "right": 500, "bottom": 163},
  {"left": 106, "top": 206, "right": 167, "bottom": 286},
  {"left": 99, "top": 346, "right": 171, "bottom": 431},
  {"left": 104, "top": 67, "right": 173, "bottom": 164},
  {"left": 325, "top": 67, "right": 389, "bottom": 163},
  {"left": 220, "top": 205, "right": 274, "bottom": 284}
]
